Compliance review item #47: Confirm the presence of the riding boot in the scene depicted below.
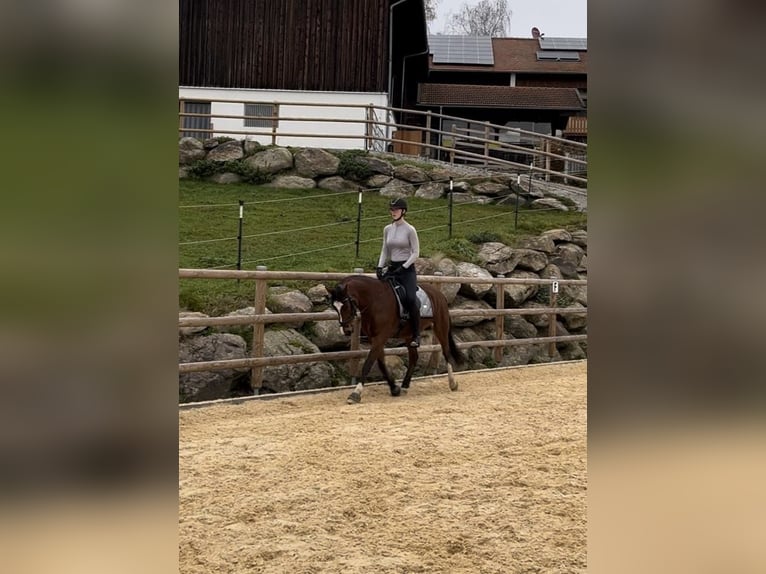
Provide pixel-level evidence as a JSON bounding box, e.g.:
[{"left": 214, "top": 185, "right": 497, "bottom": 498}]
[{"left": 409, "top": 309, "right": 420, "bottom": 348}]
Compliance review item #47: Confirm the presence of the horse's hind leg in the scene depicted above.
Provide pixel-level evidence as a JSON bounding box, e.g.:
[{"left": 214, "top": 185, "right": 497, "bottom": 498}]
[
  {"left": 401, "top": 346, "right": 418, "bottom": 390},
  {"left": 377, "top": 356, "right": 401, "bottom": 397}
]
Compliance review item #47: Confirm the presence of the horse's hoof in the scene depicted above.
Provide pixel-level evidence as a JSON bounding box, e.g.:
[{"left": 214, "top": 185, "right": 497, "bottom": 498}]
[
  {"left": 347, "top": 392, "right": 361, "bottom": 404},
  {"left": 391, "top": 385, "right": 401, "bottom": 397},
  {"left": 449, "top": 380, "right": 458, "bottom": 391}
]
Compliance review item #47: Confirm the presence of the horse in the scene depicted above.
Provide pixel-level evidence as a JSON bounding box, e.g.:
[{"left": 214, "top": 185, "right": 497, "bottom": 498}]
[{"left": 329, "top": 274, "right": 465, "bottom": 404}]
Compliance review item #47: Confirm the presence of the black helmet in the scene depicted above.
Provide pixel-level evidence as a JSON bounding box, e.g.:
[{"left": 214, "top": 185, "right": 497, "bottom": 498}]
[{"left": 389, "top": 197, "right": 408, "bottom": 211}]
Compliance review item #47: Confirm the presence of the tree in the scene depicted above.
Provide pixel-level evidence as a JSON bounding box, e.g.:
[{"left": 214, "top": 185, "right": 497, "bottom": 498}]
[
  {"left": 424, "top": 0, "right": 438, "bottom": 22},
  {"left": 447, "top": 0, "right": 511, "bottom": 37}
]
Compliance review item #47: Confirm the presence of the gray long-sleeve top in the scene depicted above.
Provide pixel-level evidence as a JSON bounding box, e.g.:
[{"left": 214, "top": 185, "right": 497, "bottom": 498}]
[{"left": 377, "top": 219, "right": 420, "bottom": 269}]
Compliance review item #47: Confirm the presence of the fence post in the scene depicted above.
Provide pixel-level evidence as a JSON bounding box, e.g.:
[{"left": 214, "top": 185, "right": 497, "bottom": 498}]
[
  {"left": 355, "top": 191, "right": 363, "bottom": 257},
  {"left": 494, "top": 275, "right": 505, "bottom": 364},
  {"left": 544, "top": 139, "right": 551, "bottom": 182},
  {"left": 237, "top": 200, "right": 244, "bottom": 270},
  {"left": 349, "top": 267, "right": 364, "bottom": 384},
  {"left": 365, "top": 104, "right": 372, "bottom": 151},
  {"left": 251, "top": 265, "right": 268, "bottom": 391},
  {"left": 448, "top": 178, "right": 454, "bottom": 239},
  {"left": 484, "top": 123, "right": 490, "bottom": 166},
  {"left": 449, "top": 124, "right": 456, "bottom": 164},
  {"left": 178, "top": 99, "right": 185, "bottom": 136},
  {"left": 424, "top": 111, "right": 432, "bottom": 158},
  {"left": 514, "top": 174, "right": 521, "bottom": 230},
  {"left": 548, "top": 278, "right": 559, "bottom": 357},
  {"left": 271, "top": 102, "right": 279, "bottom": 146}
]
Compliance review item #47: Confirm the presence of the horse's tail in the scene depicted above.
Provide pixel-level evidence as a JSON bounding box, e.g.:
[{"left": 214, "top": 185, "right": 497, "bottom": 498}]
[{"left": 447, "top": 330, "right": 466, "bottom": 366}]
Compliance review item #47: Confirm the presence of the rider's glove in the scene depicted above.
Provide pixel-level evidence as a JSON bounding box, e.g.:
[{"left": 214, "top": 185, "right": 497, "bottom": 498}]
[{"left": 375, "top": 267, "right": 385, "bottom": 280}]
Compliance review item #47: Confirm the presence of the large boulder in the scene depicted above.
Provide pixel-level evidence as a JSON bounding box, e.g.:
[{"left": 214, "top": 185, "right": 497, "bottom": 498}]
[
  {"left": 179, "top": 137, "right": 206, "bottom": 165},
  {"left": 266, "top": 175, "right": 317, "bottom": 189},
  {"left": 245, "top": 147, "right": 294, "bottom": 174},
  {"left": 415, "top": 181, "right": 445, "bottom": 200},
  {"left": 393, "top": 164, "right": 429, "bottom": 183},
  {"left": 267, "top": 290, "right": 313, "bottom": 328},
  {"left": 359, "top": 156, "right": 394, "bottom": 176},
  {"left": 530, "top": 197, "right": 569, "bottom": 211},
  {"left": 179, "top": 333, "right": 249, "bottom": 402},
  {"left": 206, "top": 140, "right": 244, "bottom": 162},
  {"left": 179, "top": 311, "right": 210, "bottom": 337},
  {"left": 307, "top": 320, "right": 350, "bottom": 351},
  {"left": 499, "top": 270, "right": 540, "bottom": 307},
  {"left": 317, "top": 176, "right": 360, "bottom": 192},
  {"left": 472, "top": 181, "right": 510, "bottom": 198},
  {"left": 455, "top": 262, "right": 493, "bottom": 299},
  {"left": 260, "top": 330, "right": 335, "bottom": 393},
  {"left": 366, "top": 174, "right": 392, "bottom": 189},
  {"left": 294, "top": 148, "right": 340, "bottom": 178},
  {"left": 450, "top": 296, "right": 492, "bottom": 327},
  {"left": 379, "top": 179, "right": 416, "bottom": 198}
]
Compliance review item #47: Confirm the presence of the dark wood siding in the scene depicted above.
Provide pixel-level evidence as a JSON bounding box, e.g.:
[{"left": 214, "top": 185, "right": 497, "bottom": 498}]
[{"left": 180, "top": 0, "right": 390, "bottom": 92}]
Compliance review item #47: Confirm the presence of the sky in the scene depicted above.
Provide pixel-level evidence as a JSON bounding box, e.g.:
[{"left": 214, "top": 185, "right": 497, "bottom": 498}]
[{"left": 429, "top": 0, "right": 587, "bottom": 38}]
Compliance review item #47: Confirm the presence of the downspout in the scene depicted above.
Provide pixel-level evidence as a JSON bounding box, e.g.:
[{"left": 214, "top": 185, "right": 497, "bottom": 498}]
[{"left": 400, "top": 46, "right": 430, "bottom": 111}]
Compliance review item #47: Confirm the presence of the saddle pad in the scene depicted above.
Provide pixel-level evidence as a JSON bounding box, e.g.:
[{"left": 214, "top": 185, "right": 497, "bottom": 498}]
[{"left": 416, "top": 287, "right": 434, "bottom": 318}]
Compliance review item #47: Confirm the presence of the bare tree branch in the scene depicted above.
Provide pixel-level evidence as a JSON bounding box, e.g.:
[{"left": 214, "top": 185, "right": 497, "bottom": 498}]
[{"left": 447, "top": 0, "right": 511, "bottom": 37}]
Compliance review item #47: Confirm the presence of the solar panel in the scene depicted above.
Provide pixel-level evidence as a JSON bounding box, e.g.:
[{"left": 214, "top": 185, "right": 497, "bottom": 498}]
[
  {"left": 429, "top": 35, "right": 494, "bottom": 65},
  {"left": 538, "top": 37, "right": 587, "bottom": 51},
  {"left": 536, "top": 51, "right": 581, "bottom": 61}
]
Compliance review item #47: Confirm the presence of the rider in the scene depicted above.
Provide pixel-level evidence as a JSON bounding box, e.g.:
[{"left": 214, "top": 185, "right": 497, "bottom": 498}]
[{"left": 376, "top": 197, "right": 421, "bottom": 347}]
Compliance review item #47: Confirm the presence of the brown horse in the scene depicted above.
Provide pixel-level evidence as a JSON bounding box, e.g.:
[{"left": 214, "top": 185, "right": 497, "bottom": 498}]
[{"left": 330, "top": 274, "right": 465, "bottom": 404}]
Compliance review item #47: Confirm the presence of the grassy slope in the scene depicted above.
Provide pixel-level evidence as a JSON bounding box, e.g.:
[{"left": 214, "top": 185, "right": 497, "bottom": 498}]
[{"left": 180, "top": 179, "right": 586, "bottom": 314}]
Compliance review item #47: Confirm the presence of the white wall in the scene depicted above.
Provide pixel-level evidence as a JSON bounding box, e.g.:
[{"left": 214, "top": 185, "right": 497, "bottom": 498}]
[{"left": 179, "top": 87, "right": 389, "bottom": 149}]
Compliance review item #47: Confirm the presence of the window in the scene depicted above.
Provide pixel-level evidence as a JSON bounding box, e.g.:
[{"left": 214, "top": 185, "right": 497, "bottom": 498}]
[
  {"left": 181, "top": 101, "right": 211, "bottom": 139},
  {"left": 536, "top": 51, "right": 580, "bottom": 62},
  {"left": 244, "top": 103, "right": 276, "bottom": 128}
]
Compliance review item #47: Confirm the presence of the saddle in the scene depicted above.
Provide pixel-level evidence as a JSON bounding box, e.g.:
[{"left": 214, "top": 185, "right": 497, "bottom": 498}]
[{"left": 385, "top": 277, "right": 433, "bottom": 320}]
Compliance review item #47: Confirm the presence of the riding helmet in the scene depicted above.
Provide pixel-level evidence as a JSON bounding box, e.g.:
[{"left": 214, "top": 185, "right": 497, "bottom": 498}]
[{"left": 389, "top": 197, "right": 408, "bottom": 211}]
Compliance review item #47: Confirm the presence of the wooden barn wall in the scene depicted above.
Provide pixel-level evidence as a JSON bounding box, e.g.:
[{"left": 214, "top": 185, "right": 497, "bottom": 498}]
[{"left": 180, "top": 0, "right": 390, "bottom": 92}]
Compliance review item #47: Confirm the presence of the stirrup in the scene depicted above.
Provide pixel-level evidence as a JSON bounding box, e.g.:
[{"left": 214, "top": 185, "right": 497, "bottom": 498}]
[{"left": 409, "top": 336, "right": 420, "bottom": 348}]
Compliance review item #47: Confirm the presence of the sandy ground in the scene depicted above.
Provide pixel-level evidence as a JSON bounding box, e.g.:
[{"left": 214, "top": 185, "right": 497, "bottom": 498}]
[{"left": 179, "top": 361, "right": 587, "bottom": 573}]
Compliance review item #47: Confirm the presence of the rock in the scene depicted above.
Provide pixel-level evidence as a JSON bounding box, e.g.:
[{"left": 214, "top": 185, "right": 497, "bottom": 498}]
[
  {"left": 317, "top": 176, "right": 360, "bottom": 192},
  {"left": 569, "top": 230, "right": 588, "bottom": 249},
  {"left": 513, "top": 248, "right": 549, "bottom": 272},
  {"left": 455, "top": 262, "right": 494, "bottom": 299},
  {"left": 472, "top": 181, "right": 510, "bottom": 197},
  {"left": 359, "top": 156, "right": 393, "bottom": 176},
  {"left": 306, "top": 284, "right": 329, "bottom": 304},
  {"left": 500, "top": 270, "right": 540, "bottom": 306},
  {"left": 206, "top": 140, "right": 244, "bottom": 162},
  {"left": 530, "top": 197, "right": 569, "bottom": 211},
  {"left": 245, "top": 147, "right": 294, "bottom": 174},
  {"left": 179, "top": 137, "right": 206, "bottom": 165},
  {"left": 561, "top": 302, "right": 587, "bottom": 331},
  {"left": 267, "top": 290, "right": 313, "bottom": 328},
  {"left": 365, "top": 174, "right": 392, "bottom": 189},
  {"left": 294, "top": 148, "right": 340, "bottom": 178},
  {"left": 415, "top": 181, "right": 445, "bottom": 200},
  {"left": 393, "top": 164, "right": 429, "bottom": 183},
  {"left": 450, "top": 296, "right": 492, "bottom": 327},
  {"left": 518, "top": 235, "right": 556, "bottom": 254},
  {"left": 266, "top": 175, "right": 317, "bottom": 189},
  {"left": 179, "top": 311, "right": 210, "bottom": 337},
  {"left": 379, "top": 179, "right": 416, "bottom": 198},
  {"left": 179, "top": 333, "right": 249, "bottom": 402},
  {"left": 260, "top": 330, "right": 335, "bottom": 393},
  {"left": 540, "top": 229, "right": 573, "bottom": 244},
  {"left": 554, "top": 243, "right": 586, "bottom": 267},
  {"left": 477, "top": 242, "right": 514, "bottom": 266},
  {"left": 306, "top": 319, "right": 349, "bottom": 351}
]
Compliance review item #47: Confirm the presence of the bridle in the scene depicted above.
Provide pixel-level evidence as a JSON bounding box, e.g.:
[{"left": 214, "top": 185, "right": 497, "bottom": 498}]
[{"left": 333, "top": 295, "right": 358, "bottom": 328}]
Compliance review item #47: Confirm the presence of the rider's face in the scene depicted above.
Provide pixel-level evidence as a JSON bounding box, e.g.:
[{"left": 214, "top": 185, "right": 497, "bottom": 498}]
[{"left": 389, "top": 207, "right": 403, "bottom": 218}]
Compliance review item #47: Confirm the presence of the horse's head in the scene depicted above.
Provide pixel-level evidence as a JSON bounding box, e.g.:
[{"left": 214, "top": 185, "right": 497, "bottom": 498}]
[{"left": 329, "top": 282, "right": 357, "bottom": 336}]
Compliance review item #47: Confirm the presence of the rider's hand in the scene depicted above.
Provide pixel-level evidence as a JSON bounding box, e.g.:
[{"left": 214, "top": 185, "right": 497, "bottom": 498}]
[{"left": 375, "top": 267, "right": 385, "bottom": 280}]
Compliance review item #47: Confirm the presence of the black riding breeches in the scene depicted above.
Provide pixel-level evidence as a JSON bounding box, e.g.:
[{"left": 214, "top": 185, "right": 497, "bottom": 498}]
[{"left": 390, "top": 261, "right": 420, "bottom": 335}]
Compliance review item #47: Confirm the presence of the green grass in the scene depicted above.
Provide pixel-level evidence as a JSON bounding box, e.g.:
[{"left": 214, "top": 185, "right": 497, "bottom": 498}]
[{"left": 179, "top": 179, "right": 586, "bottom": 314}]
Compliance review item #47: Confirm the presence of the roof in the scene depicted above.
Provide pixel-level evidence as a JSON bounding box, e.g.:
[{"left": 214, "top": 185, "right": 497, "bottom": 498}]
[
  {"left": 418, "top": 84, "right": 585, "bottom": 110},
  {"left": 428, "top": 37, "right": 587, "bottom": 74}
]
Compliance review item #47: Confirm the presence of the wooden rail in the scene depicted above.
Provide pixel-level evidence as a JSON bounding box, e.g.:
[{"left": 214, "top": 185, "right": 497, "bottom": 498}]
[
  {"left": 179, "top": 99, "right": 587, "bottom": 185},
  {"left": 179, "top": 269, "right": 587, "bottom": 389}
]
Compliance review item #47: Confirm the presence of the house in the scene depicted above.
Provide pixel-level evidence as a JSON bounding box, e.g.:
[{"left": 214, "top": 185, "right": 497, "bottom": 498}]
[
  {"left": 414, "top": 33, "right": 587, "bottom": 152},
  {"left": 179, "top": 0, "right": 429, "bottom": 148}
]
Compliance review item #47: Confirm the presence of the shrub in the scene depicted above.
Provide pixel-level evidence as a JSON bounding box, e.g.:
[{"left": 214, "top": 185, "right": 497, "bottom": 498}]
[{"left": 337, "top": 150, "right": 374, "bottom": 182}]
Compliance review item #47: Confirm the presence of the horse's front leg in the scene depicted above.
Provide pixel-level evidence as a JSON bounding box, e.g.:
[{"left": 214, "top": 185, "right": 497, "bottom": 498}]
[
  {"left": 401, "top": 346, "right": 419, "bottom": 390},
  {"left": 347, "top": 342, "right": 383, "bottom": 404}
]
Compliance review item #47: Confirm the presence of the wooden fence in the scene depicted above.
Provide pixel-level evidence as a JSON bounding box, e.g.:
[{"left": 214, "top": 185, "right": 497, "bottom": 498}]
[
  {"left": 179, "top": 98, "right": 587, "bottom": 185},
  {"left": 179, "top": 269, "right": 587, "bottom": 389}
]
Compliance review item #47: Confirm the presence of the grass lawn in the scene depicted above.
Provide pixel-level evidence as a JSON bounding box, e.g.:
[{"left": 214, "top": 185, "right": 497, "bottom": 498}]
[{"left": 179, "top": 179, "right": 586, "bottom": 314}]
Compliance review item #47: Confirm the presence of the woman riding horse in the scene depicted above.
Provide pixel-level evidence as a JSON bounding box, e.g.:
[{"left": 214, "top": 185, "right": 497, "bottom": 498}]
[{"left": 376, "top": 197, "right": 421, "bottom": 347}]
